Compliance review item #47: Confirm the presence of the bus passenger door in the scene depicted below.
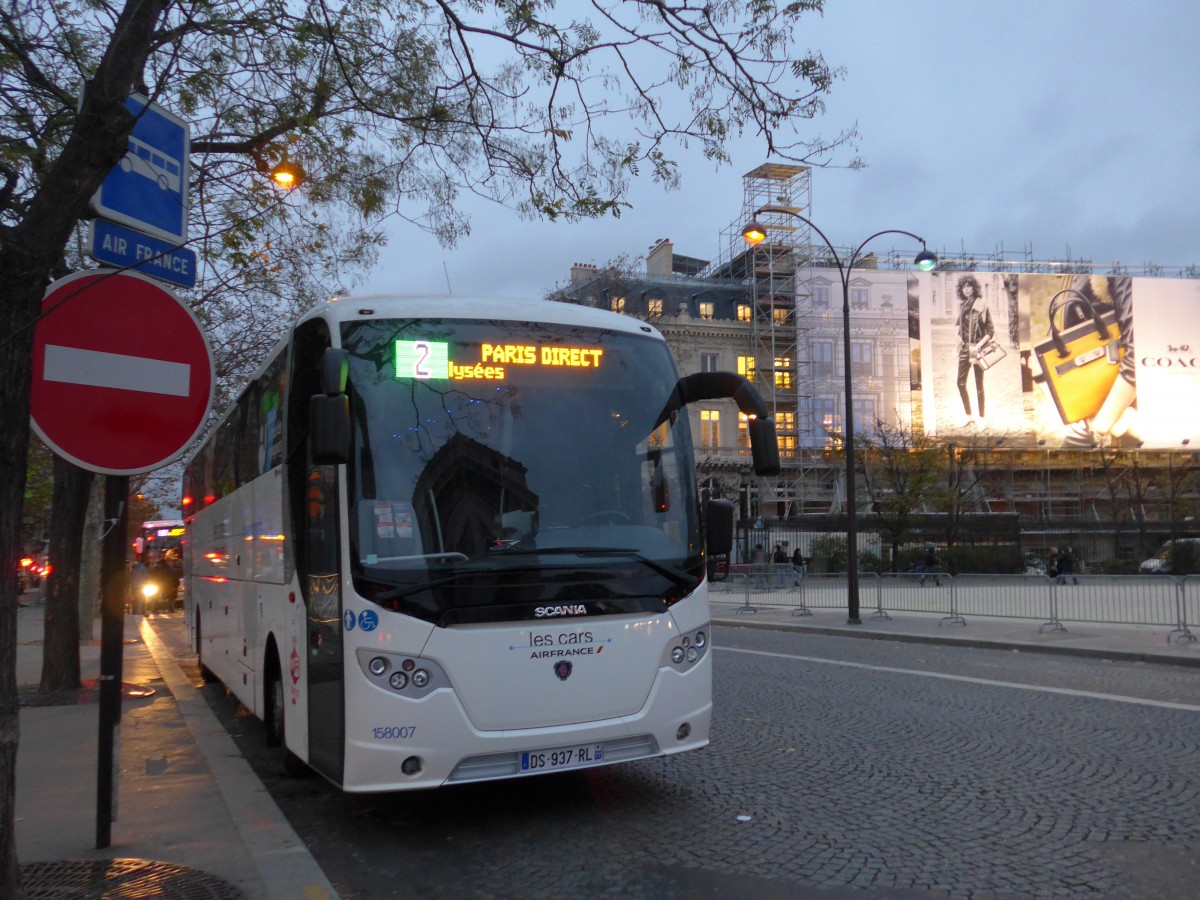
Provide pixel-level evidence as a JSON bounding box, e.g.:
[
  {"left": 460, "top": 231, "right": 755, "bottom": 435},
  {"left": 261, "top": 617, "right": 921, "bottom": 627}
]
[
  {"left": 288, "top": 318, "right": 345, "bottom": 784},
  {"left": 303, "top": 461, "right": 343, "bottom": 781}
]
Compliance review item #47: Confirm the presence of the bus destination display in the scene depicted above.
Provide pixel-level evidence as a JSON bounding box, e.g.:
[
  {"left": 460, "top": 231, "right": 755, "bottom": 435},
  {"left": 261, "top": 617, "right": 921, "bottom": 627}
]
[{"left": 396, "top": 339, "right": 604, "bottom": 382}]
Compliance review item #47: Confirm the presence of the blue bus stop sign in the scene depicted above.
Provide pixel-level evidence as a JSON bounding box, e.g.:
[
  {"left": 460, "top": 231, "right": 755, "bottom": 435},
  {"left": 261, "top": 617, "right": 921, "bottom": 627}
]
[{"left": 90, "top": 94, "right": 189, "bottom": 244}]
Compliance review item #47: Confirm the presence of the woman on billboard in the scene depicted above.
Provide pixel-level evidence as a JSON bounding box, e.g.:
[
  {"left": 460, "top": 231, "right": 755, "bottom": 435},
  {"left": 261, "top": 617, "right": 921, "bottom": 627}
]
[{"left": 956, "top": 275, "right": 994, "bottom": 426}]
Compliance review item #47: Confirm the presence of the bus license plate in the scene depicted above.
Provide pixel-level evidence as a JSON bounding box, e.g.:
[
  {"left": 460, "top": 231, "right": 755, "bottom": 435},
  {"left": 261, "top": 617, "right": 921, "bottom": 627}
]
[{"left": 520, "top": 743, "right": 603, "bottom": 774}]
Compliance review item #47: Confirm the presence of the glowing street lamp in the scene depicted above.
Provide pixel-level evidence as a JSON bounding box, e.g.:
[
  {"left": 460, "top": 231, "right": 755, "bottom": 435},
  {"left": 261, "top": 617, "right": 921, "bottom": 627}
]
[
  {"left": 269, "top": 158, "right": 305, "bottom": 189},
  {"left": 742, "top": 207, "right": 937, "bottom": 623}
]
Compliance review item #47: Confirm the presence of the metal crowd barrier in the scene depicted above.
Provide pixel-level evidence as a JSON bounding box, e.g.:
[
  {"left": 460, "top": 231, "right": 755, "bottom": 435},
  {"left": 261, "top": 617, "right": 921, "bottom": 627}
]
[{"left": 713, "top": 568, "right": 1198, "bottom": 643}]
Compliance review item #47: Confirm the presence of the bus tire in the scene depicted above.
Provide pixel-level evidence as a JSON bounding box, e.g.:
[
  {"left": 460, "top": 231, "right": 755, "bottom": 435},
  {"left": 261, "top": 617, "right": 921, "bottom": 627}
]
[
  {"left": 195, "top": 615, "right": 217, "bottom": 684},
  {"left": 266, "top": 654, "right": 310, "bottom": 778}
]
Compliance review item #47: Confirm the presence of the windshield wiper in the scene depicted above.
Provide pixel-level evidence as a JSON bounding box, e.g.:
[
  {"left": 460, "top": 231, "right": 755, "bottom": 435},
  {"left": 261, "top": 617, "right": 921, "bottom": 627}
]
[{"left": 491, "top": 547, "right": 697, "bottom": 590}]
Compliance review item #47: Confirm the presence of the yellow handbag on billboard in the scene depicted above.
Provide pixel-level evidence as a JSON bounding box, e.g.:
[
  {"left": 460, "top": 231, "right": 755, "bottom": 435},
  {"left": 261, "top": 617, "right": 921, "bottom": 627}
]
[{"left": 1034, "top": 288, "right": 1123, "bottom": 425}]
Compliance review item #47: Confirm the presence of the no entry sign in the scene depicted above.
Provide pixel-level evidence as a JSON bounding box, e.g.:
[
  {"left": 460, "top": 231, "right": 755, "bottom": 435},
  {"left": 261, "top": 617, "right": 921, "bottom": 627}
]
[{"left": 30, "top": 269, "right": 214, "bottom": 475}]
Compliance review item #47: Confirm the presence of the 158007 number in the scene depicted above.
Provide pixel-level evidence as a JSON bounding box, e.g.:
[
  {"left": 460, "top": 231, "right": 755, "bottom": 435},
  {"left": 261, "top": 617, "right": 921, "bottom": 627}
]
[{"left": 372, "top": 726, "right": 416, "bottom": 740}]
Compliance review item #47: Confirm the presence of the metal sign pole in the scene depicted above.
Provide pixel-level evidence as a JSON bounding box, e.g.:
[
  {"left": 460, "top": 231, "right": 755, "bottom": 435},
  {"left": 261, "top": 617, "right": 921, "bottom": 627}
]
[{"left": 96, "top": 474, "right": 129, "bottom": 849}]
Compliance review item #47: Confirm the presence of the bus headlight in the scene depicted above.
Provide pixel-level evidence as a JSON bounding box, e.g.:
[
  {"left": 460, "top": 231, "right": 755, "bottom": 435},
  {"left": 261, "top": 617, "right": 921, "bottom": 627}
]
[
  {"left": 357, "top": 649, "right": 448, "bottom": 696},
  {"left": 141, "top": 583, "right": 159, "bottom": 599},
  {"left": 664, "top": 625, "right": 709, "bottom": 671}
]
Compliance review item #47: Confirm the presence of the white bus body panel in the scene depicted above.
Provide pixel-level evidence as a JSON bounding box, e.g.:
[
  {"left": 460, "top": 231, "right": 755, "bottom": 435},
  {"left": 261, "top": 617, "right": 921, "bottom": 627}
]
[
  {"left": 339, "top": 591, "right": 712, "bottom": 792},
  {"left": 187, "top": 466, "right": 307, "bottom": 754}
]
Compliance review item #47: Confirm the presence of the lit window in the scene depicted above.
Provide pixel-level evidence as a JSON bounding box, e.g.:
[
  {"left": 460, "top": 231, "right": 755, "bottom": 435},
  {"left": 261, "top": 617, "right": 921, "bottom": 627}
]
[
  {"left": 736, "top": 304, "right": 751, "bottom": 322},
  {"left": 647, "top": 298, "right": 663, "bottom": 317},
  {"left": 610, "top": 296, "right": 626, "bottom": 314},
  {"left": 738, "top": 414, "right": 750, "bottom": 452},
  {"left": 700, "top": 410, "right": 720, "bottom": 448},
  {"left": 776, "top": 411, "right": 796, "bottom": 433},
  {"left": 737, "top": 355, "right": 756, "bottom": 378},
  {"left": 772, "top": 306, "right": 790, "bottom": 324},
  {"left": 774, "top": 357, "right": 793, "bottom": 390},
  {"left": 698, "top": 301, "right": 714, "bottom": 320},
  {"left": 700, "top": 352, "right": 719, "bottom": 373}
]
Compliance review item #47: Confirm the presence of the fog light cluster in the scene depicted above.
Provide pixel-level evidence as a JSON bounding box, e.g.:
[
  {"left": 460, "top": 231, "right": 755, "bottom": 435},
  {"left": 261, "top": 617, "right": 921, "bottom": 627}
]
[
  {"left": 357, "top": 649, "right": 445, "bottom": 697},
  {"left": 665, "top": 627, "right": 709, "bottom": 671}
]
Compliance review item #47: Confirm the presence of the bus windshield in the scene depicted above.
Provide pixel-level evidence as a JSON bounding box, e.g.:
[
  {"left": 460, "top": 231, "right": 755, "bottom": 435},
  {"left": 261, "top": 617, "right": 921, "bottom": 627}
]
[{"left": 341, "top": 317, "right": 702, "bottom": 624}]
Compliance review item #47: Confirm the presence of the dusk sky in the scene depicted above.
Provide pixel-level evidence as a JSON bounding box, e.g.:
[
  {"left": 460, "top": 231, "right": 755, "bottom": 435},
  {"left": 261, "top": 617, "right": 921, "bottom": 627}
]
[{"left": 360, "top": 1, "right": 1200, "bottom": 299}]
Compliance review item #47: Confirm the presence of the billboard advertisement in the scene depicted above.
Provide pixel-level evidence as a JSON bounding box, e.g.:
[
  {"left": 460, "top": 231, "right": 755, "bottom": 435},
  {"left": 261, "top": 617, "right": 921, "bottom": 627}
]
[{"left": 916, "top": 272, "right": 1200, "bottom": 449}]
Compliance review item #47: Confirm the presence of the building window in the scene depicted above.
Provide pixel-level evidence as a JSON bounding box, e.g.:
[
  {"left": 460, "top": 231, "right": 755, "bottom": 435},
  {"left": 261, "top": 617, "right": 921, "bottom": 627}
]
[
  {"left": 772, "top": 306, "right": 790, "bottom": 324},
  {"left": 813, "top": 341, "right": 834, "bottom": 377},
  {"left": 647, "top": 298, "right": 663, "bottom": 317},
  {"left": 850, "top": 341, "right": 874, "bottom": 376},
  {"left": 813, "top": 397, "right": 838, "bottom": 438},
  {"left": 736, "top": 303, "right": 751, "bottom": 322},
  {"left": 700, "top": 409, "right": 720, "bottom": 448},
  {"left": 698, "top": 301, "right": 714, "bottom": 320},
  {"left": 852, "top": 397, "right": 876, "bottom": 433},
  {"left": 700, "top": 352, "right": 719, "bottom": 373},
  {"left": 777, "top": 433, "right": 798, "bottom": 454},
  {"left": 737, "top": 355, "right": 756, "bottom": 379},
  {"left": 737, "top": 413, "right": 750, "bottom": 452},
  {"left": 775, "top": 411, "right": 796, "bottom": 433},
  {"left": 850, "top": 287, "right": 870, "bottom": 310},
  {"left": 774, "top": 357, "right": 793, "bottom": 390},
  {"left": 812, "top": 285, "right": 831, "bottom": 310},
  {"left": 610, "top": 296, "right": 625, "bottom": 314}
]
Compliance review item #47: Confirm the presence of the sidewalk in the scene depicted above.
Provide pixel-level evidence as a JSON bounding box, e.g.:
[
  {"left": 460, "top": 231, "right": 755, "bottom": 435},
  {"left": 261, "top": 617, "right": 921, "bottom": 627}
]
[
  {"left": 712, "top": 599, "right": 1200, "bottom": 667},
  {"left": 14, "top": 594, "right": 339, "bottom": 899}
]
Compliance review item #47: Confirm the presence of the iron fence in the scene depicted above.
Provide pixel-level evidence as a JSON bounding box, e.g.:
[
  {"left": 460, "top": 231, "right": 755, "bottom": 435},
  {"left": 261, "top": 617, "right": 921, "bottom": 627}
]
[{"left": 712, "top": 568, "right": 1198, "bottom": 643}]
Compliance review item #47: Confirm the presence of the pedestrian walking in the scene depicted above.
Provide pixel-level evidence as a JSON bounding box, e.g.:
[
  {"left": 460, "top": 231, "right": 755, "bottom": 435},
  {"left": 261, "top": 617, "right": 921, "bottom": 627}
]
[
  {"left": 791, "top": 545, "right": 808, "bottom": 585},
  {"left": 919, "top": 543, "right": 941, "bottom": 586},
  {"left": 772, "top": 542, "right": 789, "bottom": 588},
  {"left": 751, "top": 543, "right": 767, "bottom": 589}
]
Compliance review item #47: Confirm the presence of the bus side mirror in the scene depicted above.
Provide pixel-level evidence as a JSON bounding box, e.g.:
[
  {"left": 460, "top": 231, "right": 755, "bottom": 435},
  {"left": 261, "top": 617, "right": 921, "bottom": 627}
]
[
  {"left": 705, "top": 499, "right": 734, "bottom": 556},
  {"left": 748, "top": 417, "right": 781, "bottom": 476},
  {"left": 311, "top": 348, "right": 351, "bottom": 464},
  {"left": 321, "top": 348, "right": 349, "bottom": 395},
  {"left": 310, "top": 394, "right": 350, "bottom": 465}
]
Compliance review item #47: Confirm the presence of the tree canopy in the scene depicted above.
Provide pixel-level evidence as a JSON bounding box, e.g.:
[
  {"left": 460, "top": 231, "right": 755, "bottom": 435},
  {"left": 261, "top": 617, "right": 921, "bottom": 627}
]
[{"left": 0, "top": 1, "right": 848, "bottom": 892}]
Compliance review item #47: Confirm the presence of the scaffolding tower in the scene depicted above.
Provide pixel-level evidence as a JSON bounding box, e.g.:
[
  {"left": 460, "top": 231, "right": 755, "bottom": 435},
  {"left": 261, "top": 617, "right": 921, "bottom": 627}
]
[{"left": 710, "top": 164, "right": 816, "bottom": 514}]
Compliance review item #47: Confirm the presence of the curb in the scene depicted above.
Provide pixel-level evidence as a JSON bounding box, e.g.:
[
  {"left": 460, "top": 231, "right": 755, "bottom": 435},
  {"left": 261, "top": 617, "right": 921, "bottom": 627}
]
[
  {"left": 139, "top": 619, "right": 341, "bottom": 900},
  {"left": 711, "top": 615, "right": 1200, "bottom": 669}
]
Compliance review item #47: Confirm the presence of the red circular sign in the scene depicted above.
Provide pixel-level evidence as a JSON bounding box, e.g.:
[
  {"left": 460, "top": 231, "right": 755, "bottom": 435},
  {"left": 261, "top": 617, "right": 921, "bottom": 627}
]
[{"left": 30, "top": 269, "right": 214, "bottom": 475}]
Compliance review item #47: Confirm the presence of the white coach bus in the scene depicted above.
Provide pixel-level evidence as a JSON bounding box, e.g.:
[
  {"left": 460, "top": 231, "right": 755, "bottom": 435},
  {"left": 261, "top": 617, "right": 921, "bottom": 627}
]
[{"left": 183, "top": 294, "right": 778, "bottom": 791}]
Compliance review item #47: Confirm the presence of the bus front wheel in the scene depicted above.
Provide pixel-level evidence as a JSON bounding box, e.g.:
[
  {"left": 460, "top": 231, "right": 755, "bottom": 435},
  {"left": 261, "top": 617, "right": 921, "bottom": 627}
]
[{"left": 266, "top": 655, "right": 310, "bottom": 778}]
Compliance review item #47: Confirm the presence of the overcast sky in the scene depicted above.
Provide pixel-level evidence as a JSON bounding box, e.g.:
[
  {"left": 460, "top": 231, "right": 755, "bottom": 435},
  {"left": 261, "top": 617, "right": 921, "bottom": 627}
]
[{"left": 359, "top": 0, "right": 1200, "bottom": 299}]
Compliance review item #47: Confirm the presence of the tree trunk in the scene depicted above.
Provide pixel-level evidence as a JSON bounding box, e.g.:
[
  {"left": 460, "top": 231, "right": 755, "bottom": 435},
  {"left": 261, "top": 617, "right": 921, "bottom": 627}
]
[
  {"left": 39, "top": 457, "right": 94, "bottom": 693},
  {"left": 79, "top": 478, "right": 106, "bottom": 642}
]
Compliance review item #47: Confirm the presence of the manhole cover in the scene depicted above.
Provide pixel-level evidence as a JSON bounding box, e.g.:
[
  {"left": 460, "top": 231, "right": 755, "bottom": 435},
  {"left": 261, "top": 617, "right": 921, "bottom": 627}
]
[
  {"left": 18, "top": 680, "right": 156, "bottom": 707},
  {"left": 21, "top": 858, "right": 244, "bottom": 899}
]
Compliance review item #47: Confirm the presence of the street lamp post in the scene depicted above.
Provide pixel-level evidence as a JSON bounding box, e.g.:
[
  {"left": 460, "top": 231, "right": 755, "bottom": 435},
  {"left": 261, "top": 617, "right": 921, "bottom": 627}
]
[{"left": 743, "top": 207, "right": 936, "bottom": 624}]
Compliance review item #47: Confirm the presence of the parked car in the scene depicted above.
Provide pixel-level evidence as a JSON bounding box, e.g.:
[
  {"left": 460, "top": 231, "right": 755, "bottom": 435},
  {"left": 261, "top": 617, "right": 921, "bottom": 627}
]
[{"left": 1139, "top": 538, "right": 1200, "bottom": 574}]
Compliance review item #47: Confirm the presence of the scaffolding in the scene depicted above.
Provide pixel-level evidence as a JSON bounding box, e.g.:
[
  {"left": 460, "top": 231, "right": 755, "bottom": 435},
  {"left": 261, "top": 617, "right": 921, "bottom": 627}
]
[{"left": 707, "top": 164, "right": 816, "bottom": 514}]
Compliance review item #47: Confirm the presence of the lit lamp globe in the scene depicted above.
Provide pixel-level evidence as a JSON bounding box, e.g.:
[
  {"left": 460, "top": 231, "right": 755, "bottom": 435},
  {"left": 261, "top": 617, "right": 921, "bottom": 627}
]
[{"left": 270, "top": 159, "right": 305, "bottom": 189}]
